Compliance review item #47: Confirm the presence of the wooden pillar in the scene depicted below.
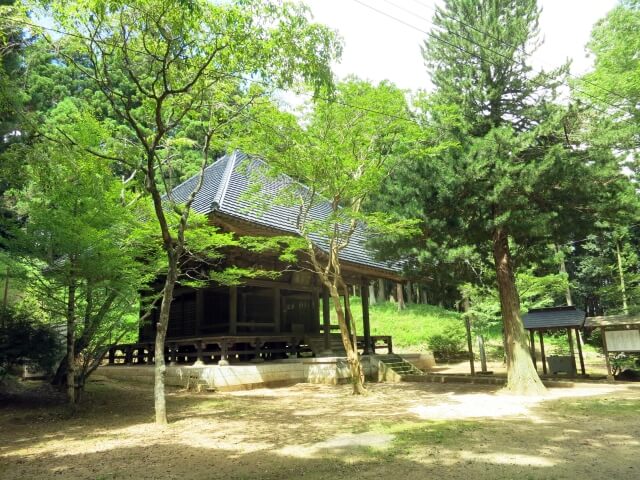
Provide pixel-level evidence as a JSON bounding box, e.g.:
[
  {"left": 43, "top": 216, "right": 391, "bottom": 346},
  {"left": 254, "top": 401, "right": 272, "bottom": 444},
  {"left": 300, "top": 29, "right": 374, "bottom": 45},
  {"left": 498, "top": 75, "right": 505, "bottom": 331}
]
[
  {"left": 464, "top": 316, "right": 475, "bottom": 375},
  {"left": 396, "top": 283, "right": 406, "bottom": 311},
  {"left": 195, "top": 289, "right": 204, "bottom": 337},
  {"left": 273, "top": 287, "right": 281, "bottom": 333},
  {"left": 567, "top": 328, "right": 577, "bottom": 375},
  {"left": 218, "top": 341, "right": 229, "bottom": 366},
  {"left": 539, "top": 331, "right": 547, "bottom": 375},
  {"left": 343, "top": 294, "right": 352, "bottom": 336},
  {"left": 529, "top": 330, "right": 537, "bottom": 370},
  {"left": 322, "top": 287, "right": 331, "bottom": 353},
  {"left": 312, "top": 291, "right": 320, "bottom": 334},
  {"left": 194, "top": 340, "right": 204, "bottom": 366},
  {"left": 601, "top": 326, "right": 613, "bottom": 380},
  {"left": 575, "top": 327, "right": 586, "bottom": 375},
  {"left": 361, "top": 280, "right": 371, "bottom": 355},
  {"left": 251, "top": 339, "right": 264, "bottom": 363},
  {"left": 229, "top": 286, "right": 237, "bottom": 335}
]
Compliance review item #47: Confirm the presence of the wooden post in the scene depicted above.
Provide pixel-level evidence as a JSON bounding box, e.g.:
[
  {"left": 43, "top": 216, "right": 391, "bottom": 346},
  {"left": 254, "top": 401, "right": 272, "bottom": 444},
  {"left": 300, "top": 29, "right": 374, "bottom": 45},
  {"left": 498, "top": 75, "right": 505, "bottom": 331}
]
[
  {"left": 273, "top": 287, "right": 281, "bottom": 333},
  {"left": 601, "top": 326, "right": 613, "bottom": 380},
  {"left": 194, "top": 340, "right": 204, "bottom": 366},
  {"left": 218, "top": 341, "right": 229, "bottom": 366},
  {"left": 567, "top": 328, "right": 577, "bottom": 375},
  {"left": 406, "top": 281, "right": 413, "bottom": 304},
  {"left": 229, "top": 286, "right": 237, "bottom": 335},
  {"left": 361, "top": 280, "right": 371, "bottom": 355},
  {"left": 377, "top": 278, "right": 386, "bottom": 303},
  {"left": 529, "top": 329, "right": 537, "bottom": 371},
  {"left": 251, "top": 339, "right": 264, "bottom": 363},
  {"left": 313, "top": 291, "right": 321, "bottom": 334},
  {"left": 464, "top": 316, "right": 475, "bottom": 375},
  {"left": 195, "top": 289, "right": 204, "bottom": 337},
  {"left": 396, "top": 283, "right": 405, "bottom": 311},
  {"left": 322, "top": 287, "right": 331, "bottom": 354},
  {"left": 368, "top": 283, "right": 377, "bottom": 306},
  {"left": 478, "top": 335, "right": 488, "bottom": 373},
  {"left": 575, "top": 327, "right": 586, "bottom": 375},
  {"left": 539, "top": 331, "right": 547, "bottom": 375}
]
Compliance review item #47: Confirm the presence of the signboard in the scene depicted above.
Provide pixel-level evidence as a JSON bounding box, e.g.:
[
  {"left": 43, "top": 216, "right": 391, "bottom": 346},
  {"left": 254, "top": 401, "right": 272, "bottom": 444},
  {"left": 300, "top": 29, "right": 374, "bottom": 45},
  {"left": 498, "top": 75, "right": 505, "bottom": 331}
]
[{"left": 605, "top": 329, "right": 640, "bottom": 352}]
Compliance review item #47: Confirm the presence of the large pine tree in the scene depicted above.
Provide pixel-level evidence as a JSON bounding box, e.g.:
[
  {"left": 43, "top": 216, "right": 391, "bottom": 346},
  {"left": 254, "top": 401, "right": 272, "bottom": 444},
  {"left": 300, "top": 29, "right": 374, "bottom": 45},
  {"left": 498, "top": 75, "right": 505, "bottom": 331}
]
[{"left": 377, "top": 0, "right": 635, "bottom": 394}]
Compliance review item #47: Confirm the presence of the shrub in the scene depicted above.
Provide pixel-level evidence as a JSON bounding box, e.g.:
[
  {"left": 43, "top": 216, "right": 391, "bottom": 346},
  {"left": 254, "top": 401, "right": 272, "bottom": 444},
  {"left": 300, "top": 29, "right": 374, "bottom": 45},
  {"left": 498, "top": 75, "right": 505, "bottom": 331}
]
[
  {"left": 427, "top": 323, "right": 467, "bottom": 361},
  {"left": 0, "top": 307, "right": 62, "bottom": 379}
]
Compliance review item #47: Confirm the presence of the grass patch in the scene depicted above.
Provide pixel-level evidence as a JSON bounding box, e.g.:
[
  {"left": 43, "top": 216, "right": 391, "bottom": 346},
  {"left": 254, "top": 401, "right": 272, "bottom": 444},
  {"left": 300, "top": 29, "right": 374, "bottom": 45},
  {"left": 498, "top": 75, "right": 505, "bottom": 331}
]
[
  {"left": 553, "top": 397, "right": 640, "bottom": 416},
  {"left": 342, "top": 297, "right": 463, "bottom": 352},
  {"left": 360, "top": 419, "right": 480, "bottom": 449}
]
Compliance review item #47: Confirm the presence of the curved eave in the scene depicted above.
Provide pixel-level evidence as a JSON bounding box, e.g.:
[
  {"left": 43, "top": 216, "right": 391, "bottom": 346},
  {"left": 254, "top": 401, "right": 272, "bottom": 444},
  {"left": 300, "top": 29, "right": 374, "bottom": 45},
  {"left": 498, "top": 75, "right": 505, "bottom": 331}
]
[{"left": 209, "top": 211, "right": 403, "bottom": 282}]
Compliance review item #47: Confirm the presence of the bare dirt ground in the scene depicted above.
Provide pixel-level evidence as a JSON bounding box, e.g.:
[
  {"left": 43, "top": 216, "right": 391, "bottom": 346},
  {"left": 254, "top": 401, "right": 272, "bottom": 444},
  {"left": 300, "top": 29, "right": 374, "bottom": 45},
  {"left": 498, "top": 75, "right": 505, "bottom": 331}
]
[{"left": 1, "top": 377, "right": 639, "bottom": 480}]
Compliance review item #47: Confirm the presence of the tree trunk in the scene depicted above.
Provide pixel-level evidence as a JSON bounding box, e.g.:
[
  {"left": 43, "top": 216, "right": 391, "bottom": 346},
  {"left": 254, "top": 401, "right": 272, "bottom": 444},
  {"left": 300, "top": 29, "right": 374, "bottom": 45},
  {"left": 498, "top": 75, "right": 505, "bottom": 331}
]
[
  {"left": 66, "top": 277, "right": 76, "bottom": 406},
  {"left": 615, "top": 240, "right": 629, "bottom": 314},
  {"left": 368, "top": 284, "right": 377, "bottom": 305},
  {"left": 329, "top": 283, "right": 366, "bottom": 395},
  {"left": 376, "top": 278, "right": 386, "bottom": 303},
  {"left": 405, "top": 281, "right": 414, "bottom": 304},
  {"left": 492, "top": 228, "right": 546, "bottom": 395},
  {"left": 396, "top": 283, "right": 406, "bottom": 311},
  {"left": 154, "top": 250, "right": 180, "bottom": 425},
  {"left": 555, "top": 244, "right": 573, "bottom": 306}
]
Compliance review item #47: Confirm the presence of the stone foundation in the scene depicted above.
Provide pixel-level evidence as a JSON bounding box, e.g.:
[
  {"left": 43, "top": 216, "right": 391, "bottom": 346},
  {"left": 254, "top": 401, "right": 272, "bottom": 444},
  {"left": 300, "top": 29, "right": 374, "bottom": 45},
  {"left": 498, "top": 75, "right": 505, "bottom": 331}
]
[{"left": 97, "top": 353, "right": 433, "bottom": 391}]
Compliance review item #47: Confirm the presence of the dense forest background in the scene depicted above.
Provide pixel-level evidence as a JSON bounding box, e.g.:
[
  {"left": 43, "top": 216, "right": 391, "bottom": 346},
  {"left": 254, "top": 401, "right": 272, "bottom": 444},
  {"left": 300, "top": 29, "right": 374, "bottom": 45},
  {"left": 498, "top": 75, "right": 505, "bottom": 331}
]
[{"left": 0, "top": 0, "right": 638, "bottom": 399}]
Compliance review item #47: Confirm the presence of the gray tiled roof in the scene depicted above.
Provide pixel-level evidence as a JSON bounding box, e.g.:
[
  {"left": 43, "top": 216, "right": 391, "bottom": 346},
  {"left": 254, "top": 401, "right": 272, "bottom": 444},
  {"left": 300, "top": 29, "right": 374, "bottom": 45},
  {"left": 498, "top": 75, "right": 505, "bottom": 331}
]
[
  {"left": 523, "top": 306, "right": 585, "bottom": 330},
  {"left": 168, "top": 151, "right": 400, "bottom": 275}
]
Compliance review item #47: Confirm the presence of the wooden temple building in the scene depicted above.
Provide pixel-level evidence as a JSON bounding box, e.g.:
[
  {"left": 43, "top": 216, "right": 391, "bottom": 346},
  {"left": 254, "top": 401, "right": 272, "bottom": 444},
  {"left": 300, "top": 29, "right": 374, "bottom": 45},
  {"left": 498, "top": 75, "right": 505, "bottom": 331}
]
[{"left": 108, "top": 151, "right": 402, "bottom": 366}]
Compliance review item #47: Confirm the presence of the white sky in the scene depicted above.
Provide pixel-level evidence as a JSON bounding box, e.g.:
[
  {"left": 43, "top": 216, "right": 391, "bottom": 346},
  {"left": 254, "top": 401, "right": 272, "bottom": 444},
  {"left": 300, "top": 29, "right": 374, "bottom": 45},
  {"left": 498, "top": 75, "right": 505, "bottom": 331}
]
[{"left": 302, "top": 0, "right": 618, "bottom": 93}]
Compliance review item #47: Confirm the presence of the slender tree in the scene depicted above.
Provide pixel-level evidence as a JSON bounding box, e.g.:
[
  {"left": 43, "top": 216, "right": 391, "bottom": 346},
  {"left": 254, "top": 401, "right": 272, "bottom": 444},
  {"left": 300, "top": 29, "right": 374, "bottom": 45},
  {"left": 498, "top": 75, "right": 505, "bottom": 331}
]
[
  {"left": 8, "top": 104, "right": 146, "bottom": 405},
  {"left": 244, "top": 79, "right": 420, "bottom": 394},
  {"left": 42, "top": 0, "right": 340, "bottom": 423}
]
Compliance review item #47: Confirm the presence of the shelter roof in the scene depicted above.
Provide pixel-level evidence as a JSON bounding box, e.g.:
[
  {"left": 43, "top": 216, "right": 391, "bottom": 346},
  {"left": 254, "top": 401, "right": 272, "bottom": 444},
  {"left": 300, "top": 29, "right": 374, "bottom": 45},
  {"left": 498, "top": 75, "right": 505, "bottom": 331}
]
[
  {"left": 584, "top": 313, "right": 640, "bottom": 328},
  {"left": 168, "top": 151, "right": 401, "bottom": 277},
  {"left": 522, "top": 306, "right": 585, "bottom": 330}
]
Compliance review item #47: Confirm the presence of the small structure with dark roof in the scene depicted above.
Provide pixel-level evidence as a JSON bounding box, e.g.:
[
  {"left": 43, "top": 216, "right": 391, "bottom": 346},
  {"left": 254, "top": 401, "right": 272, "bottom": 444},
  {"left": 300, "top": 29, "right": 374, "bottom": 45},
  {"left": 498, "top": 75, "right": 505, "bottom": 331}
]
[
  {"left": 523, "top": 306, "right": 586, "bottom": 376},
  {"left": 585, "top": 313, "right": 640, "bottom": 379}
]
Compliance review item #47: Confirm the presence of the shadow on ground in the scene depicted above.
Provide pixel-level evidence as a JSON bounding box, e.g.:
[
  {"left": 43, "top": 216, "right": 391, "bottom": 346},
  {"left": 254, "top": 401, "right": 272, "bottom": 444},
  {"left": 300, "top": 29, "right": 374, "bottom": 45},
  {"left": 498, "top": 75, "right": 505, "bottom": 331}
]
[{"left": 1, "top": 379, "right": 639, "bottom": 480}]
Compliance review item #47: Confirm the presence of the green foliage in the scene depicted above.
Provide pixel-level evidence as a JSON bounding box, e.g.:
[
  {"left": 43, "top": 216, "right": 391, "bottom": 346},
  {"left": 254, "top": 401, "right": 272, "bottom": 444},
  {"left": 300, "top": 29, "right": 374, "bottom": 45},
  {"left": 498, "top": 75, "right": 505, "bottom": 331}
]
[
  {"left": 426, "top": 324, "right": 466, "bottom": 361},
  {"left": 2, "top": 103, "right": 153, "bottom": 387},
  {"left": 0, "top": 307, "right": 62, "bottom": 378},
  {"left": 579, "top": 0, "right": 640, "bottom": 161},
  {"left": 461, "top": 269, "right": 570, "bottom": 332},
  {"left": 242, "top": 78, "right": 422, "bottom": 289},
  {"left": 373, "top": 0, "right": 637, "bottom": 320},
  {"left": 347, "top": 297, "right": 462, "bottom": 352},
  {"left": 567, "top": 227, "right": 640, "bottom": 315}
]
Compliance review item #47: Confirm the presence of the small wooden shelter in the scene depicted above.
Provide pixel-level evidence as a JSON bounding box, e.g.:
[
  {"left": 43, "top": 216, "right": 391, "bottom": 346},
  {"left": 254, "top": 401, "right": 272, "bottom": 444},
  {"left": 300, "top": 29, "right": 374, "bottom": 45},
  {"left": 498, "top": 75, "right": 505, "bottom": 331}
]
[
  {"left": 523, "top": 306, "right": 586, "bottom": 376},
  {"left": 585, "top": 313, "right": 640, "bottom": 380}
]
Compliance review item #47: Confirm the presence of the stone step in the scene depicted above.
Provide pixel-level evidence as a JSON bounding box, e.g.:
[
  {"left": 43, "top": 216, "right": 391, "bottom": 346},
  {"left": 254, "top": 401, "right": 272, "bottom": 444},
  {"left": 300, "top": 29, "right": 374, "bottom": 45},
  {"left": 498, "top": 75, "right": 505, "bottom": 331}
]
[{"left": 378, "top": 354, "right": 425, "bottom": 377}]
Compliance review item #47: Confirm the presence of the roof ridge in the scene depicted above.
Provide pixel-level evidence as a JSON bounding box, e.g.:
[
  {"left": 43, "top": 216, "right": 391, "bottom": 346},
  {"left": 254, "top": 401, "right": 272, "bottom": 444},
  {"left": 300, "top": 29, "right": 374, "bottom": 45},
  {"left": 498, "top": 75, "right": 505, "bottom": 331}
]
[{"left": 211, "top": 150, "right": 237, "bottom": 211}]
